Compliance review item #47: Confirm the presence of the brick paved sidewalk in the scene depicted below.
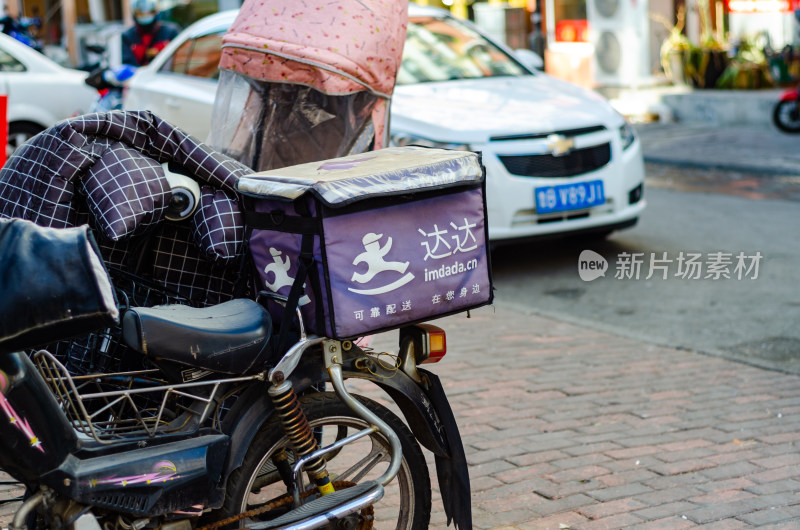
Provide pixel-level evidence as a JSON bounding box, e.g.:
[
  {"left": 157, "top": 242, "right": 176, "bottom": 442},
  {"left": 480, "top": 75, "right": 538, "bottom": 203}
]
[
  {"left": 4, "top": 304, "right": 800, "bottom": 529},
  {"left": 407, "top": 305, "right": 800, "bottom": 529}
]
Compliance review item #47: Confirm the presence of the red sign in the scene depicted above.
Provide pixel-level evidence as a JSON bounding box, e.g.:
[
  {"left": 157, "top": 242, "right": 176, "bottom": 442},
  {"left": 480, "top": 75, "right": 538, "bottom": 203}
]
[
  {"left": 728, "top": 0, "right": 791, "bottom": 13},
  {"left": 555, "top": 20, "right": 589, "bottom": 42},
  {"left": 0, "top": 95, "right": 6, "bottom": 167}
]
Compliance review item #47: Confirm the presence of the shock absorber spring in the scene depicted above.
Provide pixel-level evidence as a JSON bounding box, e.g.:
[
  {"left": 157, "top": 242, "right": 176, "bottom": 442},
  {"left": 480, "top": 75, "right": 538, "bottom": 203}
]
[{"left": 268, "top": 379, "right": 334, "bottom": 495}]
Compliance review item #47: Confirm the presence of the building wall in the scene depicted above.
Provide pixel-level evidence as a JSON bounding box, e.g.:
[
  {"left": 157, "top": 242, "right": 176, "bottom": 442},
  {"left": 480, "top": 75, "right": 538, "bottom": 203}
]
[{"left": 650, "top": 0, "right": 675, "bottom": 75}]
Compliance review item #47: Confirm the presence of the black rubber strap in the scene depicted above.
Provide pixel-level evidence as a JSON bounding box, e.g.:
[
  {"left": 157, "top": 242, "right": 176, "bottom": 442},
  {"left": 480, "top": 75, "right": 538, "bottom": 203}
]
[
  {"left": 233, "top": 225, "right": 254, "bottom": 299},
  {"left": 244, "top": 210, "right": 320, "bottom": 234},
  {"left": 292, "top": 199, "right": 324, "bottom": 335},
  {"left": 276, "top": 232, "right": 315, "bottom": 355},
  {"left": 305, "top": 251, "right": 325, "bottom": 335}
]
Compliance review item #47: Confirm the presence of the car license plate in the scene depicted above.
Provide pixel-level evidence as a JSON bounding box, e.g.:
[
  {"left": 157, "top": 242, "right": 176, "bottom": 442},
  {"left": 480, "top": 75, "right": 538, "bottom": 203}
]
[{"left": 535, "top": 180, "right": 605, "bottom": 214}]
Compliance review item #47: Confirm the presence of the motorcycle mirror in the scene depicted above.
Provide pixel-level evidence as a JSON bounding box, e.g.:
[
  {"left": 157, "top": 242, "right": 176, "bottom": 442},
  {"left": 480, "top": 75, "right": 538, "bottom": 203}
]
[{"left": 163, "top": 163, "right": 200, "bottom": 222}]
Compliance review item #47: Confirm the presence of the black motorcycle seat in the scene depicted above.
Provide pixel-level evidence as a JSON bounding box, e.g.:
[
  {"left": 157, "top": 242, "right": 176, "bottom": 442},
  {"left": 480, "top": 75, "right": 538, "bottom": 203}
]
[{"left": 122, "top": 299, "right": 273, "bottom": 375}]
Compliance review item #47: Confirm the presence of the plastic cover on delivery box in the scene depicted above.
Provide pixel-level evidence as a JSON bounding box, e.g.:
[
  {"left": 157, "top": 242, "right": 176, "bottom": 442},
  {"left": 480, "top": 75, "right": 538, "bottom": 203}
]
[{"left": 238, "top": 146, "right": 493, "bottom": 340}]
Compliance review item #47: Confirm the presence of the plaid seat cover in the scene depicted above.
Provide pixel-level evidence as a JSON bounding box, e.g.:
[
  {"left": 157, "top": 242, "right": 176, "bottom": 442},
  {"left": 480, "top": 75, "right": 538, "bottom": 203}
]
[{"left": 0, "top": 111, "right": 254, "bottom": 306}]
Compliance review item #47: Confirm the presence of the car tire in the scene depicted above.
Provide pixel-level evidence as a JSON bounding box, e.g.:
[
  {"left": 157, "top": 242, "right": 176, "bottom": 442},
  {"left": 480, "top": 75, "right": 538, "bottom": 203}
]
[{"left": 7, "top": 122, "right": 44, "bottom": 157}]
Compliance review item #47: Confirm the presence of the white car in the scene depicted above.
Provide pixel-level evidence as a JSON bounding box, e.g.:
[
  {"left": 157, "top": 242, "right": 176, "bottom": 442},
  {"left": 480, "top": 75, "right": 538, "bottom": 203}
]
[
  {"left": 124, "top": 6, "right": 645, "bottom": 242},
  {"left": 0, "top": 33, "right": 97, "bottom": 153}
]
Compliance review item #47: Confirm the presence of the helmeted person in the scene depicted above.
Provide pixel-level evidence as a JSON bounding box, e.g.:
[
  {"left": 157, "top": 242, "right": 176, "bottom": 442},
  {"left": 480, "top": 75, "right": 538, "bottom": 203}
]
[{"left": 121, "top": 0, "right": 178, "bottom": 67}]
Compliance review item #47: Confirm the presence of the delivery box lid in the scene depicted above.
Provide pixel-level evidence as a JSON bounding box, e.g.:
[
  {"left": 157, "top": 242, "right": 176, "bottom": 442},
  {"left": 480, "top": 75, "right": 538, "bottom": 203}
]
[{"left": 236, "top": 146, "right": 484, "bottom": 207}]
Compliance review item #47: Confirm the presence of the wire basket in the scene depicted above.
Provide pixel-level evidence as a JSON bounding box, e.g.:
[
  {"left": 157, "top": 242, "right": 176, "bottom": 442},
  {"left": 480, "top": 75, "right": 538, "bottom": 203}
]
[
  {"left": 32, "top": 349, "right": 259, "bottom": 444},
  {"left": 44, "top": 328, "right": 126, "bottom": 376},
  {"left": 108, "top": 267, "right": 197, "bottom": 310},
  {"left": 41, "top": 268, "right": 198, "bottom": 376}
]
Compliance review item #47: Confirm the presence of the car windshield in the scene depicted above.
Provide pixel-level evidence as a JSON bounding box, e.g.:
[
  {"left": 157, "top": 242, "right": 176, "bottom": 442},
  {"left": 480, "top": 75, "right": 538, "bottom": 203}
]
[{"left": 397, "top": 16, "right": 529, "bottom": 85}]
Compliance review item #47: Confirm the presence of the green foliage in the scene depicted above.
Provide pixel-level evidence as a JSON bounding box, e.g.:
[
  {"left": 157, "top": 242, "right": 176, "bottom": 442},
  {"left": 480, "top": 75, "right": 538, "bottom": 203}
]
[
  {"left": 715, "top": 35, "right": 774, "bottom": 89},
  {"left": 684, "top": 47, "right": 729, "bottom": 87}
]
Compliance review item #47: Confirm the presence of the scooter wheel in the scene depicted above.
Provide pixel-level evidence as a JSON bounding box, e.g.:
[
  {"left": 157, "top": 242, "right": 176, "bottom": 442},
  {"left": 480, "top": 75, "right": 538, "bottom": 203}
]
[
  {"left": 214, "top": 392, "right": 432, "bottom": 529},
  {"left": 773, "top": 100, "right": 800, "bottom": 133}
]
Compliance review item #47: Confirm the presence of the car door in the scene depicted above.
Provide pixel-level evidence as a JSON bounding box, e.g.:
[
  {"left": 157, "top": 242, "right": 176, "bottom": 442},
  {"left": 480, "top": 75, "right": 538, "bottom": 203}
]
[
  {"left": 0, "top": 47, "right": 13, "bottom": 114},
  {"left": 126, "top": 31, "right": 222, "bottom": 141},
  {"left": 0, "top": 45, "right": 35, "bottom": 124}
]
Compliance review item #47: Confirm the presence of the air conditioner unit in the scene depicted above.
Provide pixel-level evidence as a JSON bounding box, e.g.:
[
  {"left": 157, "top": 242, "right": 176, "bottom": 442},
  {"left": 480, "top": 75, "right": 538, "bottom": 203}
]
[{"left": 587, "top": 0, "right": 652, "bottom": 86}]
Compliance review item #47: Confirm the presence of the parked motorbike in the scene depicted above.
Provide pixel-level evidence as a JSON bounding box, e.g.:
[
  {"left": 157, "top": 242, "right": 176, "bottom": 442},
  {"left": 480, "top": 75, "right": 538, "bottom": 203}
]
[
  {"left": 0, "top": 209, "right": 471, "bottom": 529},
  {"left": 82, "top": 44, "right": 137, "bottom": 113},
  {"left": 773, "top": 85, "right": 800, "bottom": 133},
  {"left": 0, "top": 2, "right": 484, "bottom": 526},
  {"left": 85, "top": 63, "right": 137, "bottom": 113}
]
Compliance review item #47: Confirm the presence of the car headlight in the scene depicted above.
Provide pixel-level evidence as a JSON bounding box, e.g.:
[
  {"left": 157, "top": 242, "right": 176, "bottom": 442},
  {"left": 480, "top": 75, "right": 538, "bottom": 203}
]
[
  {"left": 619, "top": 121, "right": 636, "bottom": 150},
  {"left": 390, "top": 133, "right": 471, "bottom": 151}
]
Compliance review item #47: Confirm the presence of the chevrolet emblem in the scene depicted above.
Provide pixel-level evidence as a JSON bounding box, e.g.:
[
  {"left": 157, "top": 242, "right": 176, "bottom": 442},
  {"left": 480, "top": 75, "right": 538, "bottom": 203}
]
[{"left": 545, "top": 134, "right": 575, "bottom": 157}]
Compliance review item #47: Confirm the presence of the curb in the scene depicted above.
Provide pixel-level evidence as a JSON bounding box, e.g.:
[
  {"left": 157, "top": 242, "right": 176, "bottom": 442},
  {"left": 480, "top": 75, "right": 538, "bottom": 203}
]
[
  {"left": 494, "top": 299, "right": 800, "bottom": 377},
  {"left": 643, "top": 155, "right": 800, "bottom": 176}
]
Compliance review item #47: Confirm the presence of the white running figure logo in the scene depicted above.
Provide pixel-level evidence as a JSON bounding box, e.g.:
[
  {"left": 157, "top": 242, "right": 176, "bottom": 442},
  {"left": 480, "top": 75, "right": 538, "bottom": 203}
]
[
  {"left": 263, "top": 247, "right": 311, "bottom": 306},
  {"left": 349, "top": 233, "right": 415, "bottom": 295}
]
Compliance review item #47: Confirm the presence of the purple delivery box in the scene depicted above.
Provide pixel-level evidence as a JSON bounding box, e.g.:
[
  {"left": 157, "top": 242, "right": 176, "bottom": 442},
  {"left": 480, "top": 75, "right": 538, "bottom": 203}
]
[{"left": 237, "top": 146, "right": 493, "bottom": 339}]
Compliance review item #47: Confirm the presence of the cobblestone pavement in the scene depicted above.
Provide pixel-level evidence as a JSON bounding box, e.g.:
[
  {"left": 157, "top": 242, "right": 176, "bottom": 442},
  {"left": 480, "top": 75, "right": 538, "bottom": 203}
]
[{"left": 4, "top": 304, "right": 800, "bottom": 529}]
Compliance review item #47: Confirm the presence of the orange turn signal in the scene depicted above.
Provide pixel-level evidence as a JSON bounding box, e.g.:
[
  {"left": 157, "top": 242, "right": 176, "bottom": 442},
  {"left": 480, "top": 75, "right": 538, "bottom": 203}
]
[
  {"left": 399, "top": 324, "right": 448, "bottom": 365},
  {"left": 421, "top": 327, "right": 446, "bottom": 364}
]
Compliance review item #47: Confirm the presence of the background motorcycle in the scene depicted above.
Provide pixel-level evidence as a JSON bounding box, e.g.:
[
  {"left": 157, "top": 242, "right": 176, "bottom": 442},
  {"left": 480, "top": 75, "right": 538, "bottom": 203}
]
[
  {"left": 772, "top": 87, "right": 800, "bottom": 134},
  {"left": 0, "top": 217, "right": 463, "bottom": 529},
  {"left": 773, "top": 85, "right": 800, "bottom": 133},
  {"left": 83, "top": 45, "right": 137, "bottom": 113},
  {"left": 0, "top": 14, "right": 42, "bottom": 52}
]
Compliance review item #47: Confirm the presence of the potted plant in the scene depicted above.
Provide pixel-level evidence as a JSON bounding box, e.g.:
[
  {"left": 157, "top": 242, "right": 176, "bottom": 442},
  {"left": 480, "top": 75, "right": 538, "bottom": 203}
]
[
  {"left": 716, "top": 35, "right": 774, "bottom": 89},
  {"left": 683, "top": 0, "right": 730, "bottom": 88}
]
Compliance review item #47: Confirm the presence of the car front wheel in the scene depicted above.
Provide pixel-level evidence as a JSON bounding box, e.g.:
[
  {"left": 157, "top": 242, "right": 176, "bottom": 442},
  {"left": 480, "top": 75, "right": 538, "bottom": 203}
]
[{"left": 7, "top": 122, "right": 44, "bottom": 157}]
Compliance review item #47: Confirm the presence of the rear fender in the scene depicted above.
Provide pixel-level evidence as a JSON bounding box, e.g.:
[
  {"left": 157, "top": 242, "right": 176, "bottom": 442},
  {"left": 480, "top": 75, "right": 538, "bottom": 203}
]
[
  {"left": 779, "top": 88, "right": 799, "bottom": 102},
  {"left": 342, "top": 357, "right": 451, "bottom": 457},
  {"left": 220, "top": 353, "right": 452, "bottom": 487}
]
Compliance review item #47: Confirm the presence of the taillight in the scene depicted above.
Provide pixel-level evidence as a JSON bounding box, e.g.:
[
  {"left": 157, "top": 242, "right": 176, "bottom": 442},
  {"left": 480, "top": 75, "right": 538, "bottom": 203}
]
[
  {"left": 423, "top": 327, "right": 446, "bottom": 364},
  {"left": 399, "top": 324, "right": 447, "bottom": 365}
]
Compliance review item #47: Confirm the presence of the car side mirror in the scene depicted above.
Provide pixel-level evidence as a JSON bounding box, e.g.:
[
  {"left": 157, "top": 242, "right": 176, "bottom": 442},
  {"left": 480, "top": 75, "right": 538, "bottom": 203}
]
[{"left": 514, "top": 49, "right": 544, "bottom": 71}]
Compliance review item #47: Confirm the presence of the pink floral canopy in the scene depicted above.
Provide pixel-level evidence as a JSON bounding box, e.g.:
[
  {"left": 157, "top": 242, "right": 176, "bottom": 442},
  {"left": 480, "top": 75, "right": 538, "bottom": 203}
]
[{"left": 219, "top": 1, "right": 408, "bottom": 149}]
